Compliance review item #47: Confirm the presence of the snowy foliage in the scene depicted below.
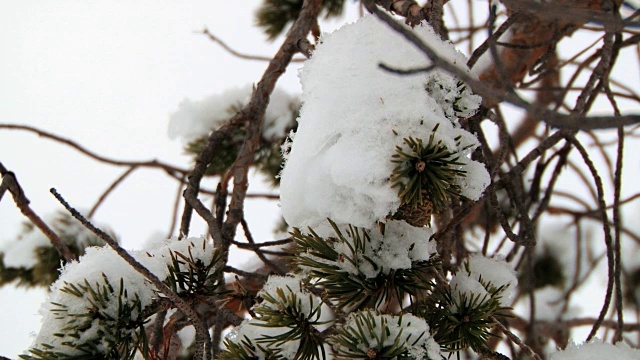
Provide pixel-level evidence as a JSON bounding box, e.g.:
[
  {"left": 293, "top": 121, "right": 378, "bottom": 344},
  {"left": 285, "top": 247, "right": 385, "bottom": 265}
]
[
  {"left": 425, "top": 73, "right": 481, "bottom": 123},
  {"left": 291, "top": 219, "right": 437, "bottom": 311},
  {"left": 0, "top": 211, "right": 113, "bottom": 269},
  {"left": 0, "top": 211, "right": 116, "bottom": 288},
  {"left": 458, "top": 254, "right": 518, "bottom": 307},
  {"left": 222, "top": 275, "right": 331, "bottom": 359},
  {"left": 168, "top": 85, "right": 299, "bottom": 142},
  {"left": 329, "top": 311, "right": 441, "bottom": 360},
  {"left": 280, "top": 15, "right": 489, "bottom": 229},
  {"left": 297, "top": 220, "right": 436, "bottom": 278},
  {"left": 168, "top": 85, "right": 300, "bottom": 180},
  {"left": 25, "top": 237, "right": 220, "bottom": 359}
]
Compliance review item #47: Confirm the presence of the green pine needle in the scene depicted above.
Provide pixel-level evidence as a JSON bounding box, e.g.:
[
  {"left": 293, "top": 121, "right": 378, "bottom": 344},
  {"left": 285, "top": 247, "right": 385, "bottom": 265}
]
[
  {"left": 255, "top": 0, "right": 346, "bottom": 41},
  {"left": 390, "top": 124, "right": 467, "bottom": 213},
  {"left": 329, "top": 311, "right": 436, "bottom": 360},
  {"left": 417, "top": 279, "right": 511, "bottom": 354},
  {"left": 163, "top": 245, "right": 227, "bottom": 298}
]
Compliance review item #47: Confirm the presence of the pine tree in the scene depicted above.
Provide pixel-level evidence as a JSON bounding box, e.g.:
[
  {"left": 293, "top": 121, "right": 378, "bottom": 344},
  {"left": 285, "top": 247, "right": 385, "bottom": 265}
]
[{"left": 2, "top": 1, "right": 640, "bottom": 360}]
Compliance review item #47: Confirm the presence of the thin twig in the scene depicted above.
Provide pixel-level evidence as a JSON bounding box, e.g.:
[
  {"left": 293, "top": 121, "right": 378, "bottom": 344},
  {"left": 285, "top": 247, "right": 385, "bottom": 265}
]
[
  {"left": 88, "top": 165, "right": 138, "bottom": 218},
  {"left": 232, "top": 238, "right": 292, "bottom": 249},
  {"left": 491, "top": 316, "right": 543, "bottom": 360},
  {"left": 167, "top": 174, "right": 185, "bottom": 239},
  {"left": 223, "top": 266, "right": 269, "bottom": 280},
  {"left": 468, "top": 12, "right": 522, "bottom": 69},
  {"left": 240, "top": 218, "right": 287, "bottom": 275},
  {"left": 200, "top": 28, "right": 306, "bottom": 63},
  {"left": 0, "top": 124, "right": 188, "bottom": 174},
  {"left": 564, "top": 136, "right": 615, "bottom": 342}
]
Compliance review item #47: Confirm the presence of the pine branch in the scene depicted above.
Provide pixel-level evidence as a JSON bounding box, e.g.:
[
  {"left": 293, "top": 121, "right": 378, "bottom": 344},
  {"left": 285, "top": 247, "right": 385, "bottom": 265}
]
[{"left": 49, "top": 189, "right": 213, "bottom": 360}]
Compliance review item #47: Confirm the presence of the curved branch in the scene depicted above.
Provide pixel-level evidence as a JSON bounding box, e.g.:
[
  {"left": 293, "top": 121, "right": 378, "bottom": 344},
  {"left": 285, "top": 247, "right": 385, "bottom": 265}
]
[
  {"left": 200, "top": 28, "right": 306, "bottom": 63},
  {"left": 88, "top": 165, "right": 138, "bottom": 218},
  {"left": 0, "top": 124, "right": 188, "bottom": 174}
]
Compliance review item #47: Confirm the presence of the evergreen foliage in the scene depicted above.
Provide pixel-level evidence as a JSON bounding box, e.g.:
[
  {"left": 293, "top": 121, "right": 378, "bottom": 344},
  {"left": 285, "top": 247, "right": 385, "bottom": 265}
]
[
  {"left": 8, "top": 1, "right": 634, "bottom": 359},
  {"left": 20, "top": 276, "right": 149, "bottom": 360},
  {"left": 252, "top": 288, "right": 327, "bottom": 358},
  {"left": 255, "top": 0, "right": 346, "bottom": 40},
  {"left": 390, "top": 125, "right": 468, "bottom": 213},
  {"left": 0, "top": 211, "right": 115, "bottom": 288},
  {"left": 291, "top": 220, "right": 436, "bottom": 310},
  {"left": 182, "top": 103, "right": 298, "bottom": 184},
  {"left": 164, "top": 244, "right": 226, "bottom": 297},
  {"left": 418, "top": 260, "right": 513, "bottom": 354},
  {"left": 21, "top": 240, "right": 225, "bottom": 359},
  {"left": 329, "top": 311, "right": 440, "bottom": 360},
  {"left": 220, "top": 275, "right": 328, "bottom": 360}
]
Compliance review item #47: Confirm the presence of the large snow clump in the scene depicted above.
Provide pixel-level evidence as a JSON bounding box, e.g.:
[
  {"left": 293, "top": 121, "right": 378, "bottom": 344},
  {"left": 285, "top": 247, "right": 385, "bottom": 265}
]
[{"left": 279, "top": 15, "right": 488, "bottom": 229}]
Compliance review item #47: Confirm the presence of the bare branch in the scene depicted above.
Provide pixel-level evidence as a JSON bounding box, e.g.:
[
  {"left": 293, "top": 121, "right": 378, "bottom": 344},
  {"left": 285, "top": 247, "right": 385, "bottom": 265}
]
[
  {"left": 0, "top": 124, "right": 188, "bottom": 174},
  {"left": 200, "top": 28, "right": 306, "bottom": 63},
  {"left": 88, "top": 165, "right": 138, "bottom": 219}
]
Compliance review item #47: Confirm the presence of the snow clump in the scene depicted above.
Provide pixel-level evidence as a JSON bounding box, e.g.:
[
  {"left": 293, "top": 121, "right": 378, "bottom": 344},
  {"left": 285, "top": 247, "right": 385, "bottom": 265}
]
[
  {"left": 29, "top": 237, "right": 216, "bottom": 357},
  {"left": 450, "top": 254, "right": 517, "bottom": 308},
  {"left": 330, "top": 310, "right": 442, "bottom": 359},
  {"left": 279, "top": 15, "right": 489, "bottom": 230},
  {"left": 298, "top": 220, "right": 436, "bottom": 279}
]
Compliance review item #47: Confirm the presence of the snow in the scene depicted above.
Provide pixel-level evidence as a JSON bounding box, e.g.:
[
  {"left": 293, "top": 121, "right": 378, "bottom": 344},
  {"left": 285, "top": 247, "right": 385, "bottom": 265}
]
[
  {"left": 424, "top": 72, "right": 482, "bottom": 122},
  {"left": 29, "top": 237, "right": 215, "bottom": 356},
  {"left": 466, "top": 254, "right": 518, "bottom": 305},
  {"left": 227, "top": 320, "right": 301, "bottom": 359},
  {"left": 257, "top": 274, "right": 328, "bottom": 318},
  {"left": 298, "top": 220, "right": 437, "bottom": 279},
  {"left": 1, "top": 228, "right": 50, "bottom": 268},
  {"left": 451, "top": 254, "right": 518, "bottom": 308},
  {"left": 279, "top": 15, "right": 489, "bottom": 229},
  {"left": 548, "top": 340, "right": 640, "bottom": 360},
  {"left": 331, "top": 311, "right": 441, "bottom": 359},
  {"left": 450, "top": 271, "right": 490, "bottom": 308},
  {"left": 168, "top": 85, "right": 299, "bottom": 142}
]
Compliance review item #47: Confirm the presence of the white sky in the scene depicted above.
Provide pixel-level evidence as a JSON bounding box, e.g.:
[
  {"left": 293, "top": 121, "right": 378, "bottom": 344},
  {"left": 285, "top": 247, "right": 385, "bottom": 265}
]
[{"left": 0, "top": 1, "right": 639, "bottom": 358}]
